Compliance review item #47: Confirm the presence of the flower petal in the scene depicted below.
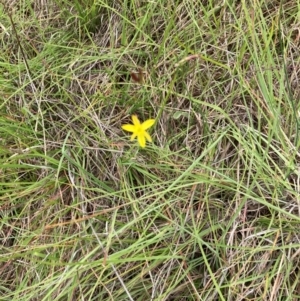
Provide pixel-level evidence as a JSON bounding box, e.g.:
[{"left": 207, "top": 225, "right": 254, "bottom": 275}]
[
  {"left": 132, "top": 115, "right": 141, "bottom": 126},
  {"left": 130, "top": 133, "right": 137, "bottom": 141},
  {"left": 122, "top": 124, "right": 136, "bottom": 132},
  {"left": 144, "top": 131, "right": 152, "bottom": 142},
  {"left": 137, "top": 134, "right": 146, "bottom": 148},
  {"left": 141, "top": 119, "right": 155, "bottom": 130}
]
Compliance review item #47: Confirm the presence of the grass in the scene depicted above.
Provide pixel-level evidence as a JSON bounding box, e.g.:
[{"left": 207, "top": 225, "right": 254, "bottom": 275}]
[{"left": 1, "top": 0, "right": 300, "bottom": 300}]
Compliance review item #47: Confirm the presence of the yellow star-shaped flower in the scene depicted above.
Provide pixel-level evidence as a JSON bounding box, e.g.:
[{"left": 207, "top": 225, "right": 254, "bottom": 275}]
[{"left": 122, "top": 115, "right": 155, "bottom": 148}]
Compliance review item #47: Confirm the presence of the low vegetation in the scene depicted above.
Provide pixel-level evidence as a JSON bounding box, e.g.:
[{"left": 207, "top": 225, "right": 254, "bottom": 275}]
[{"left": 1, "top": 0, "right": 300, "bottom": 300}]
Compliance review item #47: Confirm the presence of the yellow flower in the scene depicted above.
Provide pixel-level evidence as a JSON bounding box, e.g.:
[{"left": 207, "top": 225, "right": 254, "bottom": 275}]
[{"left": 122, "top": 115, "right": 155, "bottom": 148}]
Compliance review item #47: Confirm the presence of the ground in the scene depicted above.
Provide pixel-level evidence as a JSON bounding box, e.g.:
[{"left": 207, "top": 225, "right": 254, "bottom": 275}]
[{"left": 1, "top": 0, "right": 300, "bottom": 300}]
